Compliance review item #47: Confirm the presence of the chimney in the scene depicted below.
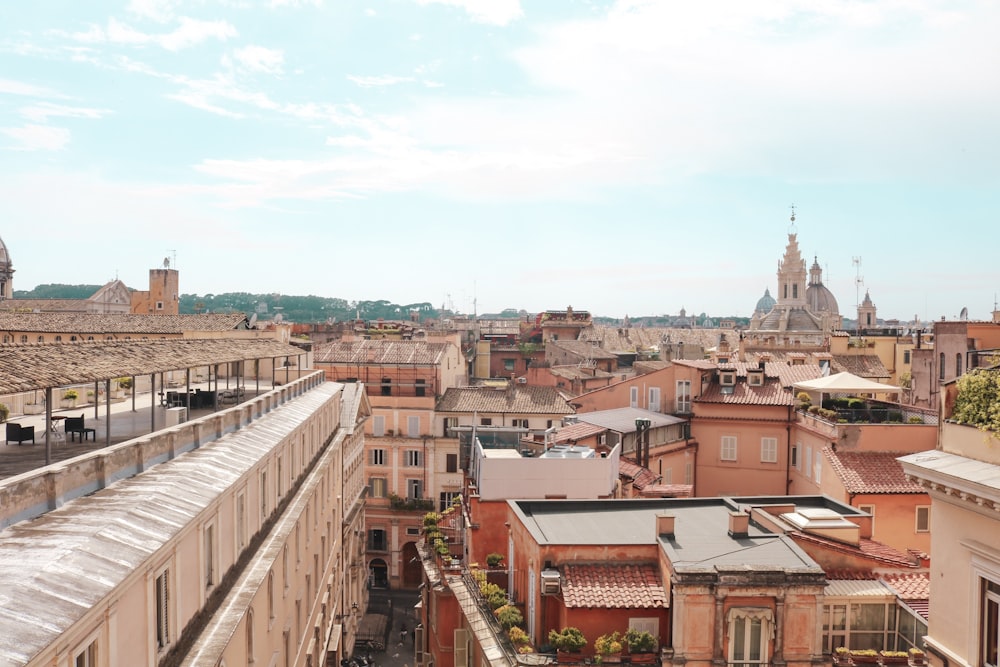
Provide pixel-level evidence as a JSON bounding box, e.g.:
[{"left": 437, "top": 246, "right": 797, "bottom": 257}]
[
  {"left": 656, "top": 513, "right": 675, "bottom": 538},
  {"left": 728, "top": 511, "right": 749, "bottom": 538}
]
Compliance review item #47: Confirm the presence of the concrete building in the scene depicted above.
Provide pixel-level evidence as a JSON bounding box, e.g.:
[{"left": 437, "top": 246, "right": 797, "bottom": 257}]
[{"left": 0, "top": 371, "right": 370, "bottom": 667}]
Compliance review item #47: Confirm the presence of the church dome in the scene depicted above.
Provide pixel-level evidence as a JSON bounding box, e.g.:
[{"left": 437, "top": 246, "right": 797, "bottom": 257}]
[
  {"left": 806, "top": 283, "right": 839, "bottom": 314},
  {"left": 755, "top": 288, "right": 776, "bottom": 314}
]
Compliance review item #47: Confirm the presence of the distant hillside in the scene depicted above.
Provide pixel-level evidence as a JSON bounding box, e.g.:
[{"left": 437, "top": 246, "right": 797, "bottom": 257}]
[
  {"left": 14, "top": 284, "right": 102, "bottom": 299},
  {"left": 180, "top": 294, "right": 440, "bottom": 324}
]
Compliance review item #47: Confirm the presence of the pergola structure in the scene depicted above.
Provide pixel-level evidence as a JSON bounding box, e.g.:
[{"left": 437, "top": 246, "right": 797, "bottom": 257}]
[
  {"left": 792, "top": 371, "right": 901, "bottom": 403},
  {"left": 0, "top": 338, "right": 309, "bottom": 464}
]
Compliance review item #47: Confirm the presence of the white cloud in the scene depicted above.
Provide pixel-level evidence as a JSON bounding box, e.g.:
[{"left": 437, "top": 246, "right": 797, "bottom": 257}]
[
  {"left": 347, "top": 74, "right": 415, "bottom": 88},
  {"left": 127, "top": 0, "right": 181, "bottom": 23},
  {"left": 414, "top": 0, "right": 523, "bottom": 26},
  {"left": 1, "top": 125, "right": 71, "bottom": 151},
  {"left": 20, "top": 102, "right": 111, "bottom": 123},
  {"left": 68, "top": 16, "right": 238, "bottom": 51},
  {"left": 0, "top": 79, "right": 61, "bottom": 98},
  {"left": 232, "top": 45, "right": 285, "bottom": 75}
]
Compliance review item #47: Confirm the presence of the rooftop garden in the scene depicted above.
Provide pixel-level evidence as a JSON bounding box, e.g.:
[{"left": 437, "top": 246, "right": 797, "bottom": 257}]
[
  {"left": 951, "top": 367, "right": 1000, "bottom": 433},
  {"left": 797, "top": 393, "right": 935, "bottom": 425}
]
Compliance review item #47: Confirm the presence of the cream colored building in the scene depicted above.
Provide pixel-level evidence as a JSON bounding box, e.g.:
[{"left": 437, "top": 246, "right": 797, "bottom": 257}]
[{"left": 0, "top": 372, "right": 369, "bottom": 667}]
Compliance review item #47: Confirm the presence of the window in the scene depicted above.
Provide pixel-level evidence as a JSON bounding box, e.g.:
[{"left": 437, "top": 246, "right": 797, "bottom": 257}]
[
  {"left": 155, "top": 569, "right": 170, "bottom": 649},
  {"left": 368, "top": 528, "right": 388, "bottom": 551},
  {"left": 440, "top": 491, "right": 461, "bottom": 511},
  {"left": 381, "top": 377, "right": 392, "bottom": 396},
  {"left": 19, "top": 335, "right": 26, "bottom": 343},
  {"left": 760, "top": 437, "right": 778, "bottom": 463},
  {"left": 405, "top": 450, "right": 422, "bottom": 467},
  {"left": 748, "top": 372, "right": 763, "bottom": 387},
  {"left": 957, "top": 353, "right": 963, "bottom": 377},
  {"left": 268, "top": 571, "right": 275, "bottom": 621},
  {"left": 156, "top": 300, "right": 164, "bottom": 310},
  {"left": 446, "top": 453, "right": 458, "bottom": 473},
  {"left": 512, "top": 418, "right": 528, "bottom": 429},
  {"left": 684, "top": 462, "right": 693, "bottom": 485},
  {"left": 74, "top": 640, "right": 97, "bottom": 667},
  {"left": 939, "top": 352, "right": 946, "bottom": 380},
  {"left": 985, "top": 579, "right": 1000, "bottom": 667},
  {"left": 444, "top": 417, "right": 458, "bottom": 437},
  {"left": 662, "top": 468, "right": 673, "bottom": 484},
  {"left": 55, "top": 335, "right": 62, "bottom": 342},
  {"left": 407, "top": 478, "right": 423, "bottom": 499},
  {"left": 721, "top": 372, "right": 736, "bottom": 386},
  {"left": 648, "top": 387, "right": 661, "bottom": 412},
  {"left": 373, "top": 415, "right": 385, "bottom": 437},
  {"left": 728, "top": 610, "right": 771, "bottom": 667},
  {"left": 821, "top": 601, "right": 897, "bottom": 652},
  {"left": 915, "top": 506, "right": 930, "bottom": 532},
  {"left": 630, "top": 386, "right": 639, "bottom": 409},
  {"left": 407, "top": 415, "right": 420, "bottom": 438},
  {"left": 903, "top": 350, "right": 911, "bottom": 364},
  {"left": 721, "top": 436, "right": 737, "bottom": 461},
  {"left": 791, "top": 443, "right": 799, "bottom": 469},
  {"left": 415, "top": 379, "right": 426, "bottom": 397},
  {"left": 370, "top": 477, "right": 387, "bottom": 498},
  {"left": 503, "top": 358, "right": 516, "bottom": 371},
  {"left": 858, "top": 504, "right": 875, "bottom": 534},
  {"left": 260, "top": 469, "right": 268, "bottom": 519},
  {"left": 204, "top": 524, "right": 216, "bottom": 588},
  {"left": 805, "top": 446, "right": 812, "bottom": 479},
  {"left": 814, "top": 455, "right": 822, "bottom": 483},
  {"left": 676, "top": 380, "right": 691, "bottom": 413},
  {"left": 371, "top": 448, "right": 386, "bottom": 465},
  {"left": 481, "top": 417, "right": 492, "bottom": 426}
]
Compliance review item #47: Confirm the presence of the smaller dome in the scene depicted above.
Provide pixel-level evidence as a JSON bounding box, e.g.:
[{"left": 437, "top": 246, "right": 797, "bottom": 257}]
[
  {"left": 755, "top": 288, "right": 776, "bottom": 314},
  {"left": 806, "top": 283, "right": 839, "bottom": 314}
]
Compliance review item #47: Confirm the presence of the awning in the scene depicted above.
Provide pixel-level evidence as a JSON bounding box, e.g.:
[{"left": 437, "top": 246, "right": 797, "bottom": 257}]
[{"left": 793, "top": 372, "right": 900, "bottom": 395}]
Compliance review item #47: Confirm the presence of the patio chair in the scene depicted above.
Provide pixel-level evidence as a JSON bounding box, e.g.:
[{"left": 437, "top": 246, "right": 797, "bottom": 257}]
[
  {"left": 65, "top": 415, "right": 96, "bottom": 442},
  {"left": 6, "top": 422, "right": 35, "bottom": 445}
]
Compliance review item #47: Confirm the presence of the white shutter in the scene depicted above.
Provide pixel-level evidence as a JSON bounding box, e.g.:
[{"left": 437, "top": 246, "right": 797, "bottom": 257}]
[{"left": 649, "top": 387, "right": 661, "bottom": 412}]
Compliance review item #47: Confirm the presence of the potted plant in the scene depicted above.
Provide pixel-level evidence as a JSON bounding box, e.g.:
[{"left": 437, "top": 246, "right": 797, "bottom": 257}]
[
  {"left": 907, "top": 648, "right": 925, "bottom": 666},
  {"left": 880, "top": 652, "right": 909, "bottom": 666},
  {"left": 509, "top": 626, "right": 531, "bottom": 652},
  {"left": 0, "top": 403, "right": 8, "bottom": 422},
  {"left": 62, "top": 389, "right": 78, "bottom": 408},
  {"left": 625, "top": 628, "right": 657, "bottom": 663},
  {"left": 833, "top": 647, "right": 851, "bottom": 666},
  {"left": 594, "top": 631, "right": 624, "bottom": 664},
  {"left": 494, "top": 604, "right": 523, "bottom": 630},
  {"left": 850, "top": 650, "right": 879, "bottom": 665},
  {"left": 548, "top": 627, "right": 587, "bottom": 663},
  {"left": 486, "top": 552, "right": 504, "bottom": 568}
]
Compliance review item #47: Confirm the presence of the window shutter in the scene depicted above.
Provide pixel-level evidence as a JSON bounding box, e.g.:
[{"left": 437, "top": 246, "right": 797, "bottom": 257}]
[{"left": 454, "top": 629, "right": 469, "bottom": 667}]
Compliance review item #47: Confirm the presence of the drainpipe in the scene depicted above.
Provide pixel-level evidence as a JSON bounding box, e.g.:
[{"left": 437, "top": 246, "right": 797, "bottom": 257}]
[{"left": 786, "top": 405, "right": 793, "bottom": 492}]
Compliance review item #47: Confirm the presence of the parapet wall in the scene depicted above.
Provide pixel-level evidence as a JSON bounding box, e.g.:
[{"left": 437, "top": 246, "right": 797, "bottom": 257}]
[{"left": 0, "top": 370, "right": 328, "bottom": 530}]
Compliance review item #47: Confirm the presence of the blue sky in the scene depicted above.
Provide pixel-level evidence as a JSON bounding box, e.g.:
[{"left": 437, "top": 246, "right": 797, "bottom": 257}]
[{"left": 1, "top": 0, "right": 998, "bottom": 322}]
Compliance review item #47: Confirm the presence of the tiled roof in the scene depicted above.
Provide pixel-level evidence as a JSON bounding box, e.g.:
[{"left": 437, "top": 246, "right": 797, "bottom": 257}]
[
  {"left": 0, "top": 339, "right": 306, "bottom": 394},
  {"left": 791, "top": 532, "right": 919, "bottom": 568},
  {"left": 638, "top": 484, "right": 693, "bottom": 498},
  {"left": 0, "top": 312, "right": 248, "bottom": 333},
  {"left": 824, "top": 449, "right": 926, "bottom": 494},
  {"left": 579, "top": 326, "right": 720, "bottom": 353},
  {"left": 832, "top": 354, "right": 891, "bottom": 379},
  {"left": 550, "top": 366, "right": 617, "bottom": 381},
  {"left": 553, "top": 421, "right": 607, "bottom": 444},
  {"left": 435, "top": 385, "right": 574, "bottom": 415},
  {"left": 618, "top": 459, "right": 658, "bottom": 489},
  {"left": 548, "top": 340, "right": 619, "bottom": 360},
  {"left": 0, "top": 299, "right": 88, "bottom": 313},
  {"left": 313, "top": 339, "right": 452, "bottom": 365},
  {"left": 633, "top": 360, "right": 671, "bottom": 374},
  {"left": 671, "top": 359, "right": 718, "bottom": 370},
  {"left": 882, "top": 572, "right": 930, "bottom": 600},
  {"left": 561, "top": 563, "right": 667, "bottom": 609},
  {"left": 697, "top": 378, "right": 794, "bottom": 406}
]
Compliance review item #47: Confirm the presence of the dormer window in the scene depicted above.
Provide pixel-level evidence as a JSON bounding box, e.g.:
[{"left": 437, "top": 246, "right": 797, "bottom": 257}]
[
  {"left": 721, "top": 372, "right": 736, "bottom": 386},
  {"left": 718, "top": 356, "right": 729, "bottom": 364},
  {"left": 748, "top": 371, "right": 764, "bottom": 387}
]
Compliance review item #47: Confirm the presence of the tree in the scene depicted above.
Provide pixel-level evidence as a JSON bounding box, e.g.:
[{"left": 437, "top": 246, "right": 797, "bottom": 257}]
[{"left": 952, "top": 368, "right": 1000, "bottom": 434}]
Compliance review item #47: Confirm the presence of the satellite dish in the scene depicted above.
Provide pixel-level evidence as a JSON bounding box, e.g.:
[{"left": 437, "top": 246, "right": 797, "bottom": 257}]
[
  {"left": 960, "top": 307, "right": 968, "bottom": 321},
  {"left": 248, "top": 313, "right": 258, "bottom": 328}
]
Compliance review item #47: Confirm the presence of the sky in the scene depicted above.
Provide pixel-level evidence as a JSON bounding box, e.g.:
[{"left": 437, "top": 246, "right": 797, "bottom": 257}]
[{"left": 1, "top": 0, "right": 998, "bottom": 322}]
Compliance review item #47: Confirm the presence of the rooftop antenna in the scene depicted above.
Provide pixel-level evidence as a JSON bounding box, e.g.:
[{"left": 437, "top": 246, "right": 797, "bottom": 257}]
[
  {"left": 166, "top": 249, "right": 177, "bottom": 269},
  {"left": 852, "top": 257, "right": 864, "bottom": 332}
]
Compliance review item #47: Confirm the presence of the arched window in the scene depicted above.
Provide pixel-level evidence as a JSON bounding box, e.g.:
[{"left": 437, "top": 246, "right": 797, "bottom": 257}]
[
  {"left": 20, "top": 335, "right": 27, "bottom": 343},
  {"left": 956, "top": 353, "right": 963, "bottom": 377},
  {"left": 939, "top": 353, "right": 946, "bottom": 380},
  {"left": 37, "top": 335, "right": 44, "bottom": 343},
  {"left": 55, "top": 335, "right": 62, "bottom": 342}
]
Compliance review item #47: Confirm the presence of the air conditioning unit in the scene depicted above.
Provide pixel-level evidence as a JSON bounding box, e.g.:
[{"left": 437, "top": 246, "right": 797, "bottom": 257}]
[
  {"left": 540, "top": 568, "right": 561, "bottom": 595},
  {"left": 517, "top": 377, "right": 527, "bottom": 384}
]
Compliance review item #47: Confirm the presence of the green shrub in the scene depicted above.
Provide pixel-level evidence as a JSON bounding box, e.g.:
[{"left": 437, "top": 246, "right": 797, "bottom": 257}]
[
  {"left": 908, "top": 416, "right": 924, "bottom": 424},
  {"left": 952, "top": 368, "right": 1000, "bottom": 433},
  {"left": 486, "top": 552, "right": 504, "bottom": 567},
  {"left": 423, "top": 512, "right": 441, "bottom": 527},
  {"left": 494, "top": 604, "right": 523, "bottom": 630},
  {"left": 509, "top": 626, "right": 529, "bottom": 647},
  {"left": 594, "top": 632, "right": 623, "bottom": 656},
  {"left": 548, "top": 627, "right": 587, "bottom": 653},
  {"left": 0, "top": 403, "right": 8, "bottom": 422},
  {"left": 625, "top": 628, "right": 656, "bottom": 653},
  {"left": 63, "top": 389, "right": 78, "bottom": 401}
]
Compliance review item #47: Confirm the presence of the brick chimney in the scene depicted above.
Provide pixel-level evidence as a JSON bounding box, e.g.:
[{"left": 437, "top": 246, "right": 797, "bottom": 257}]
[
  {"left": 728, "top": 511, "right": 749, "bottom": 538},
  {"left": 656, "top": 513, "right": 675, "bottom": 538}
]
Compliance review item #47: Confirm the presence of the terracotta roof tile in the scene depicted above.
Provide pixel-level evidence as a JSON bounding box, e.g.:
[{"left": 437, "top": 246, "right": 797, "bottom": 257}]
[
  {"left": 0, "top": 312, "right": 248, "bottom": 333},
  {"left": 435, "top": 385, "right": 574, "bottom": 415},
  {"left": 579, "top": 327, "right": 720, "bottom": 354},
  {"left": 882, "top": 572, "right": 930, "bottom": 600},
  {"left": 313, "top": 339, "right": 452, "bottom": 365},
  {"left": 697, "top": 378, "right": 793, "bottom": 406},
  {"left": 638, "top": 484, "right": 693, "bottom": 498},
  {"left": 548, "top": 340, "right": 619, "bottom": 360},
  {"left": 553, "top": 421, "right": 607, "bottom": 444},
  {"left": 618, "top": 459, "right": 658, "bottom": 489},
  {"left": 832, "top": 354, "right": 891, "bottom": 379},
  {"left": 562, "top": 563, "right": 667, "bottom": 609},
  {"left": 791, "top": 532, "right": 920, "bottom": 568},
  {"left": 824, "top": 449, "right": 926, "bottom": 494}
]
